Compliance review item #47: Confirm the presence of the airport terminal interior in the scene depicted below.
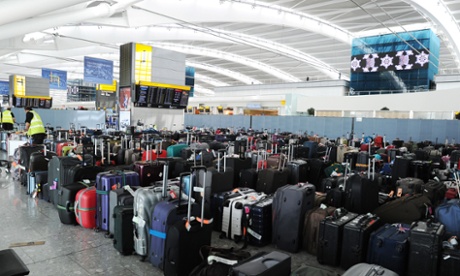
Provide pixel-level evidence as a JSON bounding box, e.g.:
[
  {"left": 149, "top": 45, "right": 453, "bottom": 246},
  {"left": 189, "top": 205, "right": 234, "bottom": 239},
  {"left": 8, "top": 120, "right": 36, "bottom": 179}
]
[{"left": 2, "top": 1, "right": 460, "bottom": 275}]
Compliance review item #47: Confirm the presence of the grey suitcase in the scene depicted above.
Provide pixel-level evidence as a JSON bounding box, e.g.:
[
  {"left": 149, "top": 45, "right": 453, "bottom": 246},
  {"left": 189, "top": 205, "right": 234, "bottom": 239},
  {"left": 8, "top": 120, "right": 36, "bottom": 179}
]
[
  {"left": 124, "top": 162, "right": 180, "bottom": 260},
  {"left": 342, "top": 263, "right": 398, "bottom": 276}
]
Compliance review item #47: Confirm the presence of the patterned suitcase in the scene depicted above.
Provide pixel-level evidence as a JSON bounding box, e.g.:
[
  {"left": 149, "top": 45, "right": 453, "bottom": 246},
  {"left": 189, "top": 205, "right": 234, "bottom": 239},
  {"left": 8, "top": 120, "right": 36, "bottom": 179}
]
[
  {"left": 75, "top": 186, "right": 97, "bottom": 229},
  {"left": 96, "top": 170, "right": 140, "bottom": 232}
]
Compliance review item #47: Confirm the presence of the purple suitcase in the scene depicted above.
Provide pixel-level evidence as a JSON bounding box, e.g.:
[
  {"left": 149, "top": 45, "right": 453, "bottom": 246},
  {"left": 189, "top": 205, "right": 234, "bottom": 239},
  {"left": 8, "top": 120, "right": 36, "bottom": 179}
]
[{"left": 96, "top": 170, "right": 140, "bottom": 232}]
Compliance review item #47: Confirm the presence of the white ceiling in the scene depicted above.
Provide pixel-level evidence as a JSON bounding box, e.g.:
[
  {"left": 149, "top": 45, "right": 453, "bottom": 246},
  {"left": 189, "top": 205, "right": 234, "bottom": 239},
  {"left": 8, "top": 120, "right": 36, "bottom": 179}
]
[{"left": 1, "top": 0, "right": 460, "bottom": 96}]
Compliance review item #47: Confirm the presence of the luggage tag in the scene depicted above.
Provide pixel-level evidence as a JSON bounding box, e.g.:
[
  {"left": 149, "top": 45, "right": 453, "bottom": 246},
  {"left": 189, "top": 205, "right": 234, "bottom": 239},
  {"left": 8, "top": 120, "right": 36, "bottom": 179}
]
[{"left": 132, "top": 216, "right": 146, "bottom": 228}]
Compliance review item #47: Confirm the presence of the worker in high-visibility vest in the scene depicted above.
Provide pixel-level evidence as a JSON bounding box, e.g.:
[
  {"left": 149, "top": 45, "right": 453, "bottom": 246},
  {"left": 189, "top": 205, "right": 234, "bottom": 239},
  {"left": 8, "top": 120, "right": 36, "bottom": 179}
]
[
  {"left": 24, "top": 106, "right": 46, "bottom": 145},
  {"left": 1, "top": 106, "right": 15, "bottom": 131}
]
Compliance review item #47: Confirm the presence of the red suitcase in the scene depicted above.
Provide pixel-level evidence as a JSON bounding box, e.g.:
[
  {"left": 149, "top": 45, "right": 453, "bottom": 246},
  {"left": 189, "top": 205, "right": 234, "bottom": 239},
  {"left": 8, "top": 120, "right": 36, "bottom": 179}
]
[
  {"left": 141, "top": 141, "right": 167, "bottom": 161},
  {"left": 75, "top": 186, "right": 97, "bottom": 229}
]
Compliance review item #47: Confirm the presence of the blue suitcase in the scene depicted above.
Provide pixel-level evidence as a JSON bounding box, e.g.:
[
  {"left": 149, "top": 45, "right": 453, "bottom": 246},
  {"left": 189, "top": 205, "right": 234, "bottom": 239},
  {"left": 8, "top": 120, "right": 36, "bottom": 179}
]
[
  {"left": 96, "top": 170, "right": 140, "bottom": 232},
  {"left": 367, "top": 223, "right": 411, "bottom": 276},
  {"left": 148, "top": 170, "right": 200, "bottom": 270},
  {"left": 435, "top": 199, "right": 460, "bottom": 237}
]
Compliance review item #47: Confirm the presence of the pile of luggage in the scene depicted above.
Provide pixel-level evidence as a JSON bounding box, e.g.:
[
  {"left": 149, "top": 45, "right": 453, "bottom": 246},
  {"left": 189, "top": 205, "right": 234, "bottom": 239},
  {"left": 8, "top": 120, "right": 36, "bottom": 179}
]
[{"left": 11, "top": 126, "right": 460, "bottom": 275}]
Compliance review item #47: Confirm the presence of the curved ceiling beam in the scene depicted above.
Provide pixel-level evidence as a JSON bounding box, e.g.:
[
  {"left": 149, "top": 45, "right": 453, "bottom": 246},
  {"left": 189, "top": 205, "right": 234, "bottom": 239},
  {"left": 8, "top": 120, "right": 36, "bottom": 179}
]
[
  {"left": 186, "top": 61, "right": 262, "bottom": 85},
  {"left": 194, "top": 73, "right": 230, "bottom": 87},
  {"left": 0, "top": 0, "right": 89, "bottom": 26},
  {"left": 129, "top": 0, "right": 354, "bottom": 44},
  {"left": 403, "top": 0, "right": 460, "bottom": 68},
  {"left": 180, "top": 24, "right": 345, "bottom": 80},
  {"left": 49, "top": 25, "right": 344, "bottom": 79},
  {"left": 154, "top": 42, "right": 301, "bottom": 83},
  {"left": 194, "top": 84, "right": 215, "bottom": 96},
  {"left": 0, "top": 0, "right": 142, "bottom": 41}
]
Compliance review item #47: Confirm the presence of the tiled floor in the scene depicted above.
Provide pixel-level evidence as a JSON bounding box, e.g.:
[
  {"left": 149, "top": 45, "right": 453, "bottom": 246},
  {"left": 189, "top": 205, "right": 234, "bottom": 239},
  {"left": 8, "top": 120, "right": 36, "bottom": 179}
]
[{"left": 0, "top": 152, "right": 344, "bottom": 276}]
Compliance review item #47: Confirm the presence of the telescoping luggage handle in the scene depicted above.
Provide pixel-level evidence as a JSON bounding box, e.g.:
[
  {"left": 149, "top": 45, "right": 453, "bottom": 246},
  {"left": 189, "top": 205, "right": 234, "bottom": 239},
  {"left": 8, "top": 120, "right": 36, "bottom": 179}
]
[
  {"left": 190, "top": 166, "right": 211, "bottom": 228},
  {"left": 217, "top": 149, "right": 227, "bottom": 173},
  {"left": 452, "top": 169, "right": 460, "bottom": 198}
]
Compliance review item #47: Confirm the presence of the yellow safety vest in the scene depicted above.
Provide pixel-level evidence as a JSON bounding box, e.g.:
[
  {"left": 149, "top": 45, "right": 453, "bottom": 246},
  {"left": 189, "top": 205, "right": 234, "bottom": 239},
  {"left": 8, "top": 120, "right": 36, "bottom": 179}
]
[
  {"left": 28, "top": 110, "right": 45, "bottom": 136},
  {"left": 1, "top": 110, "right": 13, "bottom": 124}
]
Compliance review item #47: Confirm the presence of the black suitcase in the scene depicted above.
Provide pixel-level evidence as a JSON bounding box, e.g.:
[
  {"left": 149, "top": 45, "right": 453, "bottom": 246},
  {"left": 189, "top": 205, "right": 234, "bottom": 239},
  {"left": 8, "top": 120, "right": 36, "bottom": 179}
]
[
  {"left": 272, "top": 183, "right": 315, "bottom": 253},
  {"left": 344, "top": 151, "right": 358, "bottom": 170},
  {"left": 231, "top": 251, "right": 291, "bottom": 276},
  {"left": 256, "top": 167, "right": 289, "bottom": 194},
  {"left": 286, "top": 159, "right": 308, "bottom": 184},
  {"left": 48, "top": 156, "right": 87, "bottom": 206},
  {"left": 422, "top": 179, "right": 447, "bottom": 207},
  {"left": 29, "top": 150, "right": 56, "bottom": 172},
  {"left": 325, "top": 186, "right": 345, "bottom": 208},
  {"left": 57, "top": 181, "right": 93, "bottom": 225},
  {"left": 112, "top": 205, "right": 135, "bottom": 255},
  {"left": 344, "top": 173, "right": 380, "bottom": 214},
  {"left": 223, "top": 156, "right": 252, "bottom": 187},
  {"left": 407, "top": 220, "right": 445, "bottom": 276},
  {"left": 317, "top": 208, "right": 358, "bottom": 266},
  {"left": 292, "top": 145, "right": 309, "bottom": 159},
  {"left": 439, "top": 247, "right": 460, "bottom": 276},
  {"left": 391, "top": 156, "right": 413, "bottom": 185},
  {"left": 305, "top": 158, "right": 328, "bottom": 187},
  {"left": 340, "top": 213, "right": 381, "bottom": 269},
  {"left": 199, "top": 152, "right": 234, "bottom": 218},
  {"left": 163, "top": 167, "right": 213, "bottom": 276},
  {"left": 355, "top": 152, "right": 369, "bottom": 172},
  {"left": 109, "top": 188, "right": 135, "bottom": 236},
  {"left": 18, "top": 145, "right": 44, "bottom": 171},
  {"left": 410, "top": 160, "right": 433, "bottom": 183},
  {"left": 67, "top": 165, "right": 105, "bottom": 183},
  {"left": 239, "top": 168, "right": 258, "bottom": 189},
  {"left": 320, "top": 176, "right": 346, "bottom": 193},
  {"left": 243, "top": 195, "right": 273, "bottom": 247}
]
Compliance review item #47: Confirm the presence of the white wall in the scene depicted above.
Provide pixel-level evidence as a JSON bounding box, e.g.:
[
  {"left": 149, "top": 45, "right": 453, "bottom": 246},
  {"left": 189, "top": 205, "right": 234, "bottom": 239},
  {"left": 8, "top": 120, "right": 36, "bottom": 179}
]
[
  {"left": 190, "top": 77, "right": 460, "bottom": 114},
  {"left": 132, "top": 108, "right": 184, "bottom": 131},
  {"left": 295, "top": 88, "right": 460, "bottom": 113}
]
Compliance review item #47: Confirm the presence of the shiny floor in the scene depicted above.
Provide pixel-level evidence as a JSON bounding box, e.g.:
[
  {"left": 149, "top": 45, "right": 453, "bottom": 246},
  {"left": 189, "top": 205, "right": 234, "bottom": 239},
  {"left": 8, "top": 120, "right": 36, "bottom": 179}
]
[{"left": 0, "top": 155, "right": 344, "bottom": 275}]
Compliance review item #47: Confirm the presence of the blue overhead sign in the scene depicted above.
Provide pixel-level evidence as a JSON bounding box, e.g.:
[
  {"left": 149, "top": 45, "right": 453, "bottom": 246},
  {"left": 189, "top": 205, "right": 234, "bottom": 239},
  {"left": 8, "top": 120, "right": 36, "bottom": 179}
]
[
  {"left": 84, "top": 56, "right": 113, "bottom": 85},
  {"left": 42, "top": 68, "right": 67, "bottom": 90},
  {"left": 0, "top": 81, "right": 9, "bottom": 95}
]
